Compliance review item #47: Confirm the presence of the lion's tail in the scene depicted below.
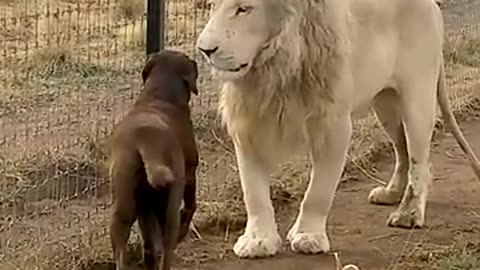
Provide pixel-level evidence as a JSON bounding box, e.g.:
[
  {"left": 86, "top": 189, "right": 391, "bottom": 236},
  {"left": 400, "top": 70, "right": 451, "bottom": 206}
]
[{"left": 436, "top": 58, "right": 480, "bottom": 180}]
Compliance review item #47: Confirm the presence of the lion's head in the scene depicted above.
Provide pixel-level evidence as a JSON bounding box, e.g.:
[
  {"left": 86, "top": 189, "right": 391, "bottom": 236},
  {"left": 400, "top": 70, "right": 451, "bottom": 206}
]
[{"left": 196, "top": 0, "right": 296, "bottom": 81}]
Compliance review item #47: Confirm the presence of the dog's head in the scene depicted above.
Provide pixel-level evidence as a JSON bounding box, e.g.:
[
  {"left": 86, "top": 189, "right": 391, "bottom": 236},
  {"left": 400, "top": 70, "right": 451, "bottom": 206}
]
[{"left": 142, "top": 50, "right": 199, "bottom": 102}]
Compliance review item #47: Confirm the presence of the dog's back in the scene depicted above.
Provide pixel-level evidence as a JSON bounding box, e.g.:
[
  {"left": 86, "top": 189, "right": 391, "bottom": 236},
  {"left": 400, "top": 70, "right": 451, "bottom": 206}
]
[{"left": 110, "top": 108, "right": 186, "bottom": 188}]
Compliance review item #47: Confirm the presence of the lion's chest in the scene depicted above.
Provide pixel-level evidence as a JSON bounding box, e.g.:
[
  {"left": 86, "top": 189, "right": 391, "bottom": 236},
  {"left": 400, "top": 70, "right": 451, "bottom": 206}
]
[{"left": 219, "top": 85, "right": 330, "bottom": 163}]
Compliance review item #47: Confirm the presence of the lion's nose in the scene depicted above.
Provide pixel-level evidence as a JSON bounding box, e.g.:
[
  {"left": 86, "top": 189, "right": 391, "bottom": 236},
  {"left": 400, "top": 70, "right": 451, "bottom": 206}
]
[{"left": 198, "top": 46, "right": 219, "bottom": 58}]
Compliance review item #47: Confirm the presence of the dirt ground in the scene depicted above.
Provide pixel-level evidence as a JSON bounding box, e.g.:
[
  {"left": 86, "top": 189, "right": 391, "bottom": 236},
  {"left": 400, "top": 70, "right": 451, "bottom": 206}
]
[
  {"left": 81, "top": 103, "right": 480, "bottom": 270},
  {"left": 171, "top": 116, "right": 480, "bottom": 270}
]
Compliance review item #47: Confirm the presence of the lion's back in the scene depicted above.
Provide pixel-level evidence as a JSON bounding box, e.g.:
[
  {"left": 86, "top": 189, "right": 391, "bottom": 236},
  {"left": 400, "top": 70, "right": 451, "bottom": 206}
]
[{"left": 347, "top": 0, "right": 444, "bottom": 106}]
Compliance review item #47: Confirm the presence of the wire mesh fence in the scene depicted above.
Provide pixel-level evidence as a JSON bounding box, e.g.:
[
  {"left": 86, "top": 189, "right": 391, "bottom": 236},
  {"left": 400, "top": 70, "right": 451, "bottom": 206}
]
[
  {"left": 0, "top": 0, "right": 216, "bottom": 268},
  {"left": 0, "top": 0, "right": 479, "bottom": 269}
]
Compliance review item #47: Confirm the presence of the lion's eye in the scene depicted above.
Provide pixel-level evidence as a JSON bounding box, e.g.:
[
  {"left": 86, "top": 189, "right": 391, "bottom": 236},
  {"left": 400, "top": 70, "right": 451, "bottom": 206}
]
[
  {"left": 235, "top": 5, "right": 251, "bottom": 15},
  {"left": 206, "top": 0, "right": 214, "bottom": 9}
]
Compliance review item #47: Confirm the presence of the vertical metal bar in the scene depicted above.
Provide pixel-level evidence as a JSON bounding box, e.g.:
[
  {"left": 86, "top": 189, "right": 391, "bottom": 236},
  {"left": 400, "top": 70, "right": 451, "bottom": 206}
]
[
  {"left": 147, "top": 0, "right": 165, "bottom": 55},
  {"left": 159, "top": 0, "right": 166, "bottom": 50}
]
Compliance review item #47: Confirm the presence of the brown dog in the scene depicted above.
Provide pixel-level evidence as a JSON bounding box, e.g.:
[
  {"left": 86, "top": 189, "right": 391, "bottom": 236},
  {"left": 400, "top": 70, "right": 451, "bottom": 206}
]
[{"left": 108, "top": 50, "right": 199, "bottom": 270}]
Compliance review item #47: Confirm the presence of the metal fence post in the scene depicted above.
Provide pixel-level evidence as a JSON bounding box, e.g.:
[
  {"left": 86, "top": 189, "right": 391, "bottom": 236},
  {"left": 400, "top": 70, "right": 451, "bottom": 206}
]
[{"left": 146, "top": 0, "right": 166, "bottom": 55}]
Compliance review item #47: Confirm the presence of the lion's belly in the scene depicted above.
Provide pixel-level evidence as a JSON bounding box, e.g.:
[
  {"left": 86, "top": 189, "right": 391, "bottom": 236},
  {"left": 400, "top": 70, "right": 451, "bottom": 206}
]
[
  {"left": 350, "top": 36, "right": 398, "bottom": 112},
  {"left": 348, "top": 0, "right": 442, "bottom": 112}
]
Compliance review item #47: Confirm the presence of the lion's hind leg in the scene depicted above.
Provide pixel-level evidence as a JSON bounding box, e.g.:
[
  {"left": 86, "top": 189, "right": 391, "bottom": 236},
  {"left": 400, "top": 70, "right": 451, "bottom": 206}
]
[
  {"left": 387, "top": 79, "right": 437, "bottom": 228},
  {"left": 368, "top": 88, "right": 409, "bottom": 205}
]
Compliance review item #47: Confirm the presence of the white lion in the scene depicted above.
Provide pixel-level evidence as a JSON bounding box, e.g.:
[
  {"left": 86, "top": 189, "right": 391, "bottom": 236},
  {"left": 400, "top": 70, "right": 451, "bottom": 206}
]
[{"left": 196, "top": 0, "right": 480, "bottom": 259}]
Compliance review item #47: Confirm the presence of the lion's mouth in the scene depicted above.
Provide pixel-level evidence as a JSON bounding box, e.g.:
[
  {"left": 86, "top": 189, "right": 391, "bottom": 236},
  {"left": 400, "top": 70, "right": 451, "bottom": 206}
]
[
  {"left": 228, "top": 63, "right": 249, "bottom": 72},
  {"left": 210, "top": 61, "right": 249, "bottom": 73}
]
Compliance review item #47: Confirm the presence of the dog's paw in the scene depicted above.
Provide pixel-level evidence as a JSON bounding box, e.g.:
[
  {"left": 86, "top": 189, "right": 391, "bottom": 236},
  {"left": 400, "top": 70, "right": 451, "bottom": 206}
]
[
  {"left": 287, "top": 231, "right": 330, "bottom": 254},
  {"left": 233, "top": 230, "right": 282, "bottom": 258}
]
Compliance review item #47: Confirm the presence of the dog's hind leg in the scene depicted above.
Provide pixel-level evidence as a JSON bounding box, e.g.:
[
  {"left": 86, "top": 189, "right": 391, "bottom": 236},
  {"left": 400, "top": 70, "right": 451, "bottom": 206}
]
[
  {"left": 160, "top": 181, "right": 185, "bottom": 270},
  {"left": 138, "top": 211, "right": 163, "bottom": 270},
  {"left": 109, "top": 159, "right": 138, "bottom": 270},
  {"left": 178, "top": 163, "right": 197, "bottom": 242}
]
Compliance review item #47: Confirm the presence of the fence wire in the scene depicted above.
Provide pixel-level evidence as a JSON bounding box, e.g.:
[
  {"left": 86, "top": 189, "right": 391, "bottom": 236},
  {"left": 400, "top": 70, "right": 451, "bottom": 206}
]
[{"left": 0, "top": 0, "right": 479, "bottom": 269}]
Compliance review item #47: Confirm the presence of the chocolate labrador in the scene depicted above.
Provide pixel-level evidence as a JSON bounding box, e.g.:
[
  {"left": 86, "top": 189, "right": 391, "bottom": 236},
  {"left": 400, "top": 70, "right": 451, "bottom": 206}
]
[{"left": 108, "top": 50, "right": 199, "bottom": 270}]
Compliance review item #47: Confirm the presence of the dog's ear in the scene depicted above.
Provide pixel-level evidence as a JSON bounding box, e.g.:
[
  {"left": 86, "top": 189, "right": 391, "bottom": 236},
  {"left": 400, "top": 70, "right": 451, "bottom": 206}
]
[
  {"left": 142, "top": 54, "right": 156, "bottom": 84},
  {"left": 182, "top": 59, "right": 199, "bottom": 95}
]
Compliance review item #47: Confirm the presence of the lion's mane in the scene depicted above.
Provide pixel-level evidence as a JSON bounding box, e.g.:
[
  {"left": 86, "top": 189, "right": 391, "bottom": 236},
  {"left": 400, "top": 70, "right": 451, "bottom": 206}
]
[{"left": 219, "top": 0, "right": 351, "bottom": 166}]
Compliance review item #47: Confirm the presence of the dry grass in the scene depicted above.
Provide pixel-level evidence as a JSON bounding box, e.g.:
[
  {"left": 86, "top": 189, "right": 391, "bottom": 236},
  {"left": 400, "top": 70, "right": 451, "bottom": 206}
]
[
  {"left": 114, "top": 0, "right": 210, "bottom": 47},
  {"left": 445, "top": 35, "right": 480, "bottom": 67},
  {"left": 392, "top": 240, "right": 480, "bottom": 270},
  {"left": 433, "top": 247, "right": 480, "bottom": 270},
  {"left": 116, "top": 0, "right": 145, "bottom": 21}
]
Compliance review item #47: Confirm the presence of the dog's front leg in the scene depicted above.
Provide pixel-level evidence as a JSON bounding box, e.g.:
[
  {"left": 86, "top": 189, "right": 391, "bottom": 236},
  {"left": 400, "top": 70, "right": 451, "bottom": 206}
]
[
  {"left": 287, "top": 114, "right": 352, "bottom": 254},
  {"left": 232, "top": 138, "right": 282, "bottom": 258}
]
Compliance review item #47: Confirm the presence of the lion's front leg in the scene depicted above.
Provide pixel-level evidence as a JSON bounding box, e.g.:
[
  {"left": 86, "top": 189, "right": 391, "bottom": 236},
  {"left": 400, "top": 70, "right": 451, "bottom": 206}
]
[
  {"left": 287, "top": 115, "right": 352, "bottom": 254},
  {"left": 232, "top": 139, "right": 282, "bottom": 258}
]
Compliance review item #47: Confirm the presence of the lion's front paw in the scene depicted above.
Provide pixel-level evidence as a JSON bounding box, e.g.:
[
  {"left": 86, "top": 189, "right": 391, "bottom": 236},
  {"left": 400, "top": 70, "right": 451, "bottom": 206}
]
[
  {"left": 287, "top": 231, "right": 330, "bottom": 254},
  {"left": 233, "top": 230, "right": 282, "bottom": 258},
  {"left": 368, "top": 186, "right": 403, "bottom": 205},
  {"left": 387, "top": 208, "right": 424, "bottom": 228}
]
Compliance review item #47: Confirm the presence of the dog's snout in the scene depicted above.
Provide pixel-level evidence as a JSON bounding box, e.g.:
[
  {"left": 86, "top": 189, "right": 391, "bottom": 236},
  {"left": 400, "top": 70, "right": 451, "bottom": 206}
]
[{"left": 198, "top": 46, "right": 219, "bottom": 58}]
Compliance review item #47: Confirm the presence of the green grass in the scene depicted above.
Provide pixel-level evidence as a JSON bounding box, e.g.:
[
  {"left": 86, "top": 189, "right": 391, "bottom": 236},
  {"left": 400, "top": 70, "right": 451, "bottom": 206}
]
[{"left": 433, "top": 248, "right": 480, "bottom": 270}]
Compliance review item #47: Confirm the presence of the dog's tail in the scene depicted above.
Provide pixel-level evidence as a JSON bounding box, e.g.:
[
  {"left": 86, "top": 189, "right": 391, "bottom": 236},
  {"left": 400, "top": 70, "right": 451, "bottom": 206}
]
[
  {"left": 144, "top": 164, "right": 175, "bottom": 189},
  {"left": 134, "top": 126, "right": 184, "bottom": 189}
]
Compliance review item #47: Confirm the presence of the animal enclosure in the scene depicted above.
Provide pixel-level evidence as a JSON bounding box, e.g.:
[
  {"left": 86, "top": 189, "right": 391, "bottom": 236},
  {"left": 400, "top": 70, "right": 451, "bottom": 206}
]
[{"left": 0, "top": 0, "right": 480, "bottom": 269}]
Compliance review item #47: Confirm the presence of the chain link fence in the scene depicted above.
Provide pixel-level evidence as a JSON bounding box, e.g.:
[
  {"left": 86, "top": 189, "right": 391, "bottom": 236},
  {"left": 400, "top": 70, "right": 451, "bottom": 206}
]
[{"left": 0, "top": 0, "right": 479, "bottom": 269}]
